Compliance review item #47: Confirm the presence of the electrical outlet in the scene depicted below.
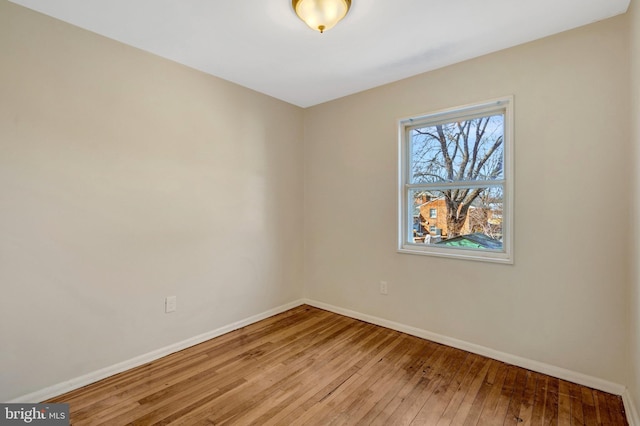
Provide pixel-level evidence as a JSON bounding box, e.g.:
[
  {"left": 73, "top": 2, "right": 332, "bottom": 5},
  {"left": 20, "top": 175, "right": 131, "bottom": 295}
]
[
  {"left": 380, "top": 281, "right": 388, "bottom": 295},
  {"left": 165, "top": 296, "right": 177, "bottom": 313}
]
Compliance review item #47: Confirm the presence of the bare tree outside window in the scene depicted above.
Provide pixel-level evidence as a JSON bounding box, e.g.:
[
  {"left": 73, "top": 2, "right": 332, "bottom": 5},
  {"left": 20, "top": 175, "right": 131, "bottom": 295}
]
[
  {"left": 410, "top": 115, "right": 504, "bottom": 240},
  {"left": 399, "top": 97, "right": 513, "bottom": 262}
]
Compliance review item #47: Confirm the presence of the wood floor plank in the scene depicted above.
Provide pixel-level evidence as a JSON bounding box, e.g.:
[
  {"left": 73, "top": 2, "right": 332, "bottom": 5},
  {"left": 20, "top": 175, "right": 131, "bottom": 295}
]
[
  {"left": 476, "top": 362, "right": 511, "bottom": 425},
  {"left": 322, "top": 335, "right": 419, "bottom": 425},
  {"left": 105, "top": 310, "right": 348, "bottom": 425},
  {"left": 368, "top": 344, "right": 449, "bottom": 426},
  {"left": 410, "top": 352, "right": 476, "bottom": 425},
  {"left": 443, "top": 357, "right": 492, "bottom": 426},
  {"left": 43, "top": 305, "right": 627, "bottom": 426},
  {"left": 386, "top": 345, "right": 467, "bottom": 425},
  {"left": 595, "top": 389, "right": 613, "bottom": 425},
  {"left": 582, "top": 385, "right": 600, "bottom": 426},
  {"left": 558, "top": 380, "right": 573, "bottom": 426},
  {"left": 606, "top": 392, "right": 628, "bottom": 425},
  {"left": 355, "top": 338, "right": 440, "bottom": 426},
  {"left": 503, "top": 368, "right": 529, "bottom": 425},
  {"left": 490, "top": 364, "right": 518, "bottom": 424},
  {"left": 288, "top": 332, "right": 413, "bottom": 426},
  {"left": 530, "top": 374, "right": 549, "bottom": 425},
  {"left": 266, "top": 328, "right": 404, "bottom": 425},
  {"left": 461, "top": 360, "right": 503, "bottom": 426},
  {"left": 170, "top": 321, "right": 383, "bottom": 425},
  {"left": 543, "top": 376, "right": 559, "bottom": 425},
  {"left": 514, "top": 370, "right": 538, "bottom": 425},
  {"left": 264, "top": 333, "right": 406, "bottom": 425},
  {"left": 569, "top": 381, "right": 586, "bottom": 426}
]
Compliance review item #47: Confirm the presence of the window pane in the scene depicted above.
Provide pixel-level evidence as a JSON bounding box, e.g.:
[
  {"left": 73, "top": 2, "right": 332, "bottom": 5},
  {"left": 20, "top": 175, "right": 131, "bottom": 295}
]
[
  {"left": 409, "top": 186, "right": 503, "bottom": 250},
  {"left": 409, "top": 114, "right": 504, "bottom": 184}
]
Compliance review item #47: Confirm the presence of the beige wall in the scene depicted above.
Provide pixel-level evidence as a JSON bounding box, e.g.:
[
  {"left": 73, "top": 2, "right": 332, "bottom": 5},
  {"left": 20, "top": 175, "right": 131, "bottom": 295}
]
[
  {"left": 0, "top": 1, "right": 304, "bottom": 401},
  {"left": 631, "top": 0, "right": 640, "bottom": 416},
  {"left": 304, "top": 15, "right": 631, "bottom": 385}
]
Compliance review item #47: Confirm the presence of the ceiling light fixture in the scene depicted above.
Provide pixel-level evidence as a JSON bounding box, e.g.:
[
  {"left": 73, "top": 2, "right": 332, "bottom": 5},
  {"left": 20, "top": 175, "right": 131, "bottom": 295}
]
[{"left": 292, "top": 0, "right": 351, "bottom": 34}]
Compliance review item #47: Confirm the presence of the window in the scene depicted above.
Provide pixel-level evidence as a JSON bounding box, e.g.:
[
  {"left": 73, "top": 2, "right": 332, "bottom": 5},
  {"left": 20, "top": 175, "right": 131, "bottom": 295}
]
[{"left": 398, "top": 97, "right": 513, "bottom": 263}]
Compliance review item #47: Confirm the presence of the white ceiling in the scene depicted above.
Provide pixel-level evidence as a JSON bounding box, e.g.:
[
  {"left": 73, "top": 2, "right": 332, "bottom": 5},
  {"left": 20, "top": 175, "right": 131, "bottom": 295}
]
[{"left": 9, "top": 0, "right": 631, "bottom": 107}]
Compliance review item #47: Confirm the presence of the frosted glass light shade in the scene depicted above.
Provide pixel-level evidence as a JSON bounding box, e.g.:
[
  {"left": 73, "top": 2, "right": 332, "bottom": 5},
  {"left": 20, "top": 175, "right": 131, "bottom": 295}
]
[{"left": 292, "top": 0, "right": 351, "bottom": 33}]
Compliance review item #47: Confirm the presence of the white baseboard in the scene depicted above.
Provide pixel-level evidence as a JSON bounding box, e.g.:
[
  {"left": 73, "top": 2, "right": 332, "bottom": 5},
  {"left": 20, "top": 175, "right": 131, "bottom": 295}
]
[
  {"left": 9, "top": 299, "right": 306, "bottom": 403},
  {"left": 303, "top": 299, "right": 627, "bottom": 396},
  {"left": 623, "top": 389, "right": 640, "bottom": 426},
  {"left": 11, "top": 297, "right": 636, "bottom": 425}
]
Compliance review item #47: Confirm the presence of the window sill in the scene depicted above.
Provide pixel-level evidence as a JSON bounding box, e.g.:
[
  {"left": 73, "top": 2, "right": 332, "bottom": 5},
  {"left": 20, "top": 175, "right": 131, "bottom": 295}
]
[{"left": 397, "top": 246, "right": 513, "bottom": 264}]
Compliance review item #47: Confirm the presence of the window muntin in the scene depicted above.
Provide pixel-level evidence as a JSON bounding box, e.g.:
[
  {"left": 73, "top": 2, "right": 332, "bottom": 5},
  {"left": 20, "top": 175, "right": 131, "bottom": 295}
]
[{"left": 398, "top": 97, "right": 513, "bottom": 263}]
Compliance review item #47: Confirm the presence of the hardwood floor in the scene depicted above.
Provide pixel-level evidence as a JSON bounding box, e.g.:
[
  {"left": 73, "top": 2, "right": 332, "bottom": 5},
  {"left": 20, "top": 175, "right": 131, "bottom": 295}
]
[{"left": 47, "top": 305, "right": 627, "bottom": 425}]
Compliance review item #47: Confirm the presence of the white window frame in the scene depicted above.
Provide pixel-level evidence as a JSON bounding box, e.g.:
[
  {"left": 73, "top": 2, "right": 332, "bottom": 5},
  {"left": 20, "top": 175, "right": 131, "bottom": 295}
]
[{"left": 397, "top": 96, "right": 514, "bottom": 264}]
